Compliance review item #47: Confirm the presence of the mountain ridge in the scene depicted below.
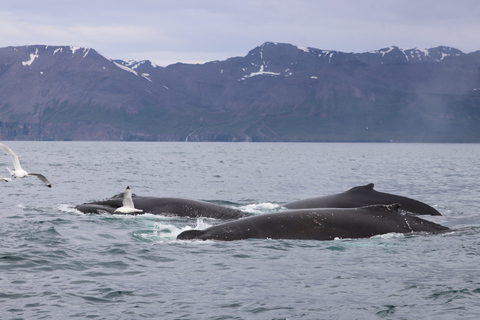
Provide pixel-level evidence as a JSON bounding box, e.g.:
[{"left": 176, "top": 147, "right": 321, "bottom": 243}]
[{"left": 0, "top": 42, "right": 479, "bottom": 142}]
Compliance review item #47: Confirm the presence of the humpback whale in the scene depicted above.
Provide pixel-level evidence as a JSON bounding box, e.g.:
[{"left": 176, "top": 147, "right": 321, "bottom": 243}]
[
  {"left": 177, "top": 204, "right": 449, "bottom": 241},
  {"left": 75, "top": 191, "right": 249, "bottom": 220},
  {"left": 284, "top": 183, "right": 441, "bottom": 215}
]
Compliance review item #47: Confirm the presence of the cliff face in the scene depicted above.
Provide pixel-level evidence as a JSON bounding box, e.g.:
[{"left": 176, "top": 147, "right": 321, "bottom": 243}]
[{"left": 1, "top": 43, "right": 479, "bottom": 142}]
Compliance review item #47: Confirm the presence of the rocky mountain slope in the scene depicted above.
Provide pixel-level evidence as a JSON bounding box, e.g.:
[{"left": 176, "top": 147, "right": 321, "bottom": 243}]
[{"left": 0, "top": 42, "right": 479, "bottom": 141}]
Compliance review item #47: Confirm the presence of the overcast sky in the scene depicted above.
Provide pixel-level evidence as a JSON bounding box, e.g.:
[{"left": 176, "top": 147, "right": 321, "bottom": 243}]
[{"left": 1, "top": 0, "right": 479, "bottom": 66}]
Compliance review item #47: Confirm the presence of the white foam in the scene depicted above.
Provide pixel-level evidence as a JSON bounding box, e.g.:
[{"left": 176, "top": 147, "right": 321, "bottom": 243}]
[
  {"left": 135, "top": 218, "right": 215, "bottom": 243},
  {"left": 56, "top": 203, "right": 80, "bottom": 214},
  {"left": 372, "top": 232, "right": 405, "bottom": 239},
  {"left": 238, "top": 202, "right": 282, "bottom": 214}
]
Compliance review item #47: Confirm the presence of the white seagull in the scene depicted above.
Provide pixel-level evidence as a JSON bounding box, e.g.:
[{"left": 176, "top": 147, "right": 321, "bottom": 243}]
[
  {"left": 114, "top": 186, "right": 143, "bottom": 214},
  {"left": 0, "top": 142, "right": 52, "bottom": 187}
]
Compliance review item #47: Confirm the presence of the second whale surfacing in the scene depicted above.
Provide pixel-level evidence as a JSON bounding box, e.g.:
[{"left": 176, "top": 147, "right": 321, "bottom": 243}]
[
  {"left": 284, "top": 183, "right": 442, "bottom": 216},
  {"left": 177, "top": 204, "right": 449, "bottom": 241},
  {"left": 75, "top": 192, "right": 249, "bottom": 220}
]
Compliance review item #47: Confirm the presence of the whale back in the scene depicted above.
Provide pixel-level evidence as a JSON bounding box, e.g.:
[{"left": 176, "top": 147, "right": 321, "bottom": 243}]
[
  {"left": 75, "top": 194, "right": 249, "bottom": 219},
  {"left": 284, "top": 183, "right": 441, "bottom": 216},
  {"left": 177, "top": 204, "right": 449, "bottom": 241}
]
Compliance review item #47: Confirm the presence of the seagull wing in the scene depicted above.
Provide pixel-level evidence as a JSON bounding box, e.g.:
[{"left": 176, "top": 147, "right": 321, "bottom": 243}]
[
  {"left": 0, "top": 142, "right": 23, "bottom": 171},
  {"left": 122, "top": 186, "right": 134, "bottom": 208},
  {"left": 29, "top": 173, "right": 52, "bottom": 188}
]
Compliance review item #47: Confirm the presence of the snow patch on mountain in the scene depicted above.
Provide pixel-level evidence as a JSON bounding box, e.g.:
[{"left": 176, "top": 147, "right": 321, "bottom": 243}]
[
  {"left": 240, "top": 65, "right": 281, "bottom": 80},
  {"left": 83, "top": 48, "right": 91, "bottom": 58},
  {"left": 22, "top": 48, "right": 39, "bottom": 66},
  {"left": 122, "top": 59, "right": 158, "bottom": 69},
  {"left": 69, "top": 46, "right": 81, "bottom": 54},
  {"left": 113, "top": 61, "right": 138, "bottom": 76},
  {"left": 141, "top": 73, "right": 152, "bottom": 82},
  {"left": 50, "top": 46, "right": 90, "bottom": 58},
  {"left": 297, "top": 46, "right": 310, "bottom": 53},
  {"left": 367, "top": 46, "right": 462, "bottom": 62},
  {"left": 369, "top": 46, "right": 396, "bottom": 57}
]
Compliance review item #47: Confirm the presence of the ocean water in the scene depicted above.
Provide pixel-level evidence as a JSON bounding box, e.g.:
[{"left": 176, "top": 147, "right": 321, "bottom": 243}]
[{"left": 1, "top": 141, "right": 479, "bottom": 320}]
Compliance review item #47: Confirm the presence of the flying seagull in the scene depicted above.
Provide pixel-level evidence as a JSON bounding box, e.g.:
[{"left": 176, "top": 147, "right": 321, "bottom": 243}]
[
  {"left": 0, "top": 142, "right": 52, "bottom": 187},
  {"left": 114, "top": 186, "right": 143, "bottom": 214}
]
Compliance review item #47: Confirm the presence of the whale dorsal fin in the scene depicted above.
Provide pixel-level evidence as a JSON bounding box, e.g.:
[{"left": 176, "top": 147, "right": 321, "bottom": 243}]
[{"left": 348, "top": 183, "right": 375, "bottom": 192}]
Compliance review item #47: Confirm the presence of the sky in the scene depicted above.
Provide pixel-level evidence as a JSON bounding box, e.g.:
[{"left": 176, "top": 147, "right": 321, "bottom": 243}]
[{"left": 1, "top": 0, "right": 479, "bottom": 66}]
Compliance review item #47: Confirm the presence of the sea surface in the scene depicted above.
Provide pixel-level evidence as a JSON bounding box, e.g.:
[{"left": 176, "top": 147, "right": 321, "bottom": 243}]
[{"left": 1, "top": 141, "right": 479, "bottom": 320}]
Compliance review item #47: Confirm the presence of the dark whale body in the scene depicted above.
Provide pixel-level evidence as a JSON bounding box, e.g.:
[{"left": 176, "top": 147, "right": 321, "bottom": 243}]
[
  {"left": 75, "top": 193, "right": 249, "bottom": 220},
  {"left": 284, "top": 183, "right": 441, "bottom": 216},
  {"left": 177, "top": 204, "right": 449, "bottom": 241}
]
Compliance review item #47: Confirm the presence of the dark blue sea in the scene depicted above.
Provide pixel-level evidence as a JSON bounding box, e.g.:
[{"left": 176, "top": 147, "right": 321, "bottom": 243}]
[{"left": 1, "top": 142, "right": 479, "bottom": 320}]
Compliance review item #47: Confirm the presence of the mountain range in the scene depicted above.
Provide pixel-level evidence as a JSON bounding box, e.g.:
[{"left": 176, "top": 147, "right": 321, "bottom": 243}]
[{"left": 0, "top": 42, "right": 479, "bottom": 142}]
